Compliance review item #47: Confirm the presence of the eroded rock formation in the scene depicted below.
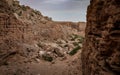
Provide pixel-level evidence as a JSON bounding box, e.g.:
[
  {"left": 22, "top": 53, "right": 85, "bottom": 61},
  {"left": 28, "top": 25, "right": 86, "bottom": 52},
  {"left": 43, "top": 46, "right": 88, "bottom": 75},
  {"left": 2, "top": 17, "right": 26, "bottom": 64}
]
[
  {"left": 0, "top": 0, "right": 86, "bottom": 74},
  {"left": 82, "top": 0, "right": 120, "bottom": 75}
]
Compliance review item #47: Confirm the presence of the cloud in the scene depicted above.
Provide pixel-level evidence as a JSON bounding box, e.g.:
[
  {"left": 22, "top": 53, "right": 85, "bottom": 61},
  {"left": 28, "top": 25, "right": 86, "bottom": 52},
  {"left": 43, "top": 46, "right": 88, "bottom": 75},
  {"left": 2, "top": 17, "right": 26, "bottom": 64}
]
[
  {"left": 43, "top": 0, "right": 69, "bottom": 4},
  {"left": 18, "top": 0, "right": 90, "bottom": 22}
]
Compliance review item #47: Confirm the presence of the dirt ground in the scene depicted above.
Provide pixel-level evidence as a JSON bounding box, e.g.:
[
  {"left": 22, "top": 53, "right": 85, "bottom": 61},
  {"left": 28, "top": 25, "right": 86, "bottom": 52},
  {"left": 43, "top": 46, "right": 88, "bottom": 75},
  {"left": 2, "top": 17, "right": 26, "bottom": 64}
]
[{"left": 0, "top": 49, "right": 82, "bottom": 75}]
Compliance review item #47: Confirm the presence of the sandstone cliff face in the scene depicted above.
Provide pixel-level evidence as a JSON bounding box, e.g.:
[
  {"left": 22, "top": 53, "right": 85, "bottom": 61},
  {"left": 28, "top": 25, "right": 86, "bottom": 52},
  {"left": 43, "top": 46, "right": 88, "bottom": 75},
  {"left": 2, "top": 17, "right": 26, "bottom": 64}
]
[{"left": 82, "top": 0, "right": 120, "bottom": 75}]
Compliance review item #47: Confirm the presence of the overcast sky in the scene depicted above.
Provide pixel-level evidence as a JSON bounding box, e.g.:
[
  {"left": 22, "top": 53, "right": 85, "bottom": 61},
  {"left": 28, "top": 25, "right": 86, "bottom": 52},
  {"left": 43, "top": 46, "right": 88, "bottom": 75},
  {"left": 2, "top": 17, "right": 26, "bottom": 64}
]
[{"left": 18, "top": 0, "right": 90, "bottom": 22}]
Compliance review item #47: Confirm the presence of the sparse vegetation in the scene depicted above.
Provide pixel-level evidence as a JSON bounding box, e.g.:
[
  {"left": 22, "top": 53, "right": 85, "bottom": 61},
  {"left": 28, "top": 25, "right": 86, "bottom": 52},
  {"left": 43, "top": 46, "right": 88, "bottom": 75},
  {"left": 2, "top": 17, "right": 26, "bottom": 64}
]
[
  {"left": 21, "top": 5, "right": 27, "bottom": 11},
  {"left": 34, "top": 10, "right": 41, "bottom": 15},
  {"left": 78, "top": 36, "right": 84, "bottom": 43},
  {"left": 70, "top": 34, "right": 76, "bottom": 41},
  {"left": 70, "top": 34, "right": 84, "bottom": 41},
  {"left": 68, "top": 34, "right": 84, "bottom": 55},
  {"left": 70, "top": 34, "right": 84, "bottom": 44},
  {"left": 42, "top": 54, "right": 53, "bottom": 62},
  {"left": 69, "top": 46, "right": 81, "bottom": 55},
  {"left": 72, "top": 42, "right": 79, "bottom": 46}
]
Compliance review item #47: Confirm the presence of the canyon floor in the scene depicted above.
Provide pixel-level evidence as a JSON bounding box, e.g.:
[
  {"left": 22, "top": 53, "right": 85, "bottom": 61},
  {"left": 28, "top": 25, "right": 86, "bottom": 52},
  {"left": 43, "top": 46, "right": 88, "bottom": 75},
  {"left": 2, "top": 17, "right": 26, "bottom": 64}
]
[
  {"left": 25, "top": 50, "right": 82, "bottom": 75},
  {"left": 0, "top": 42, "right": 83, "bottom": 75}
]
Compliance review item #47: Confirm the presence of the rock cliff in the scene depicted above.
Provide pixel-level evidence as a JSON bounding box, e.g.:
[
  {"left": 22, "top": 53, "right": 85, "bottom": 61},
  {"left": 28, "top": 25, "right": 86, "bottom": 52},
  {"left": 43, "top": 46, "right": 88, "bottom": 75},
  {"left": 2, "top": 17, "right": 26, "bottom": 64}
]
[
  {"left": 0, "top": 0, "right": 33, "bottom": 66},
  {"left": 3, "top": 0, "right": 86, "bottom": 41},
  {"left": 82, "top": 0, "right": 120, "bottom": 75}
]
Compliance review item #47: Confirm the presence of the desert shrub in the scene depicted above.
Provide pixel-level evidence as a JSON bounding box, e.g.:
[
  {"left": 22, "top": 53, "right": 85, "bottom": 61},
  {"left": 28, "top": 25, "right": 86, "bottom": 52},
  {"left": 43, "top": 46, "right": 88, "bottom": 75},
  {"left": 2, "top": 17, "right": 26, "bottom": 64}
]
[
  {"left": 78, "top": 36, "right": 84, "bottom": 43},
  {"left": 70, "top": 34, "right": 84, "bottom": 41},
  {"left": 70, "top": 34, "right": 84, "bottom": 43},
  {"left": 42, "top": 54, "right": 53, "bottom": 62},
  {"left": 72, "top": 42, "right": 79, "bottom": 46},
  {"left": 69, "top": 46, "right": 81, "bottom": 55},
  {"left": 70, "top": 34, "right": 78, "bottom": 41},
  {"left": 21, "top": 5, "right": 26, "bottom": 11}
]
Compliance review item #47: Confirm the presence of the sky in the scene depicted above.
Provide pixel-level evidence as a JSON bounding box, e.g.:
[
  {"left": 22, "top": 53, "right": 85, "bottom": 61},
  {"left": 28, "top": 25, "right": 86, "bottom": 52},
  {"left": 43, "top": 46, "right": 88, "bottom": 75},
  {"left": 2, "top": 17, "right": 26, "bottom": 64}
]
[{"left": 18, "top": 0, "right": 90, "bottom": 22}]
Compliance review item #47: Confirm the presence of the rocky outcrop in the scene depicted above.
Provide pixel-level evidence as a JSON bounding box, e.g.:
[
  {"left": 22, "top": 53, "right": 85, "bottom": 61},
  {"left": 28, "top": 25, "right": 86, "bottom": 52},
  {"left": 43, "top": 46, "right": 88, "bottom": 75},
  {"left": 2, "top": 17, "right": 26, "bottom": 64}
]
[
  {"left": 82, "top": 0, "right": 120, "bottom": 75},
  {"left": 5, "top": 0, "right": 52, "bottom": 24}
]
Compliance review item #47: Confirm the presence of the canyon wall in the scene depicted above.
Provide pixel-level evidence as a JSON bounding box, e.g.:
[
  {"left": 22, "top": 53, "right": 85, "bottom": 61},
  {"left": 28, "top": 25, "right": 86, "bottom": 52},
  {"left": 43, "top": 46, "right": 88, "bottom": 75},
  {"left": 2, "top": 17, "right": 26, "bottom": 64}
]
[
  {"left": 0, "top": 0, "right": 86, "bottom": 66},
  {"left": 82, "top": 0, "right": 120, "bottom": 75},
  {"left": 4, "top": 0, "right": 86, "bottom": 41}
]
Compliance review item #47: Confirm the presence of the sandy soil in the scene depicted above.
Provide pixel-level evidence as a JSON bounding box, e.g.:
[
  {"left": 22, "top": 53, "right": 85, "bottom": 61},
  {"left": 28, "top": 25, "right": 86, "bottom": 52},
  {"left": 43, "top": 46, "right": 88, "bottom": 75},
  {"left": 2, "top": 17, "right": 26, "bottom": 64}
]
[
  {"left": 28, "top": 50, "right": 82, "bottom": 75},
  {"left": 0, "top": 49, "right": 82, "bottom": 75}
]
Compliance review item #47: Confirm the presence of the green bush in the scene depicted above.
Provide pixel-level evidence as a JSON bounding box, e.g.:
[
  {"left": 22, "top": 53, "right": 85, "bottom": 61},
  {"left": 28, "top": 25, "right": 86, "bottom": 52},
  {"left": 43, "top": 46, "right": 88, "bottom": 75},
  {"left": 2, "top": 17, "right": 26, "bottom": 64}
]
[
  {"left": 69, "top": 46, "right": 81, "bottom": 56},
  {"left": 70, "top": 34, "right": 78, "bottom": 41},
  {"left": 77, "top": 36, "right": 84, "bottom": 43},
  {"left": 70, "top": 34, "right": 84, "bottom": 41}
]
